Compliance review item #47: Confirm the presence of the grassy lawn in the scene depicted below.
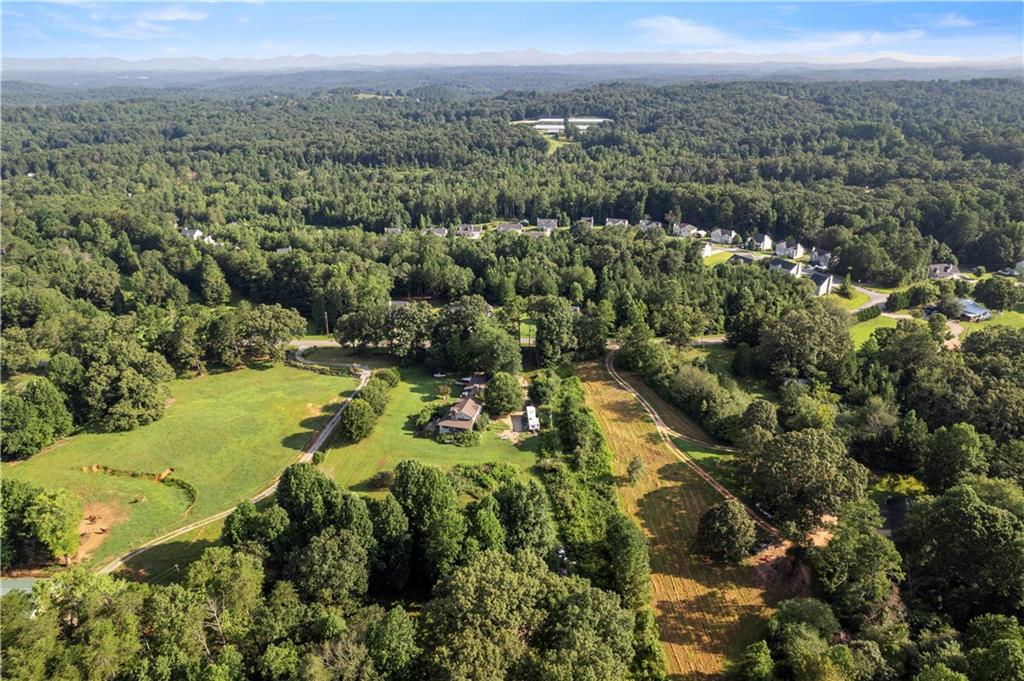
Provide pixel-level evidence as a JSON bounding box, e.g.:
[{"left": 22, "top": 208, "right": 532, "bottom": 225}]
[
  {"left": 577, "top": 360, "right": 776, "bottom": 678},
  {"left": 961, "top": 305, "right": 1024, "bottom": 336},
  {"left": 703, "top": 250, "right": 736, "bottom": 266},
  {"left": 671, "top": 437, "right": 743, "bottom": 497},
  {"left": 850, "top": 315, "right": 900, "bottom": 347},
  {"left": 520, "top": 316, "right": 537, "bottom": 343},
  {"left": 301, "top": 346, "right": 397, "bottom": 369},
  {"left": 320, "top": 367, "right": 538, "bottom": 495},
  {"left": 2, "top": 365, "right": 357, "bottom": 570},
  {"left": 680, "top": 345, "right": 777, "bottom": 403},
  {"left": 826, "top": 289, "right": 870, "bottom": 311},
  {"left": 869, "top": 473, "right": 926, "bottom": 504},
  {"left": 545, "top": 137, "right": 570, "bottom": 155}
]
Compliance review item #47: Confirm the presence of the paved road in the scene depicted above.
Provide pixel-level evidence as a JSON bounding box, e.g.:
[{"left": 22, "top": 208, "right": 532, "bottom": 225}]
[
  {"left": 603, "top": 350, "right": 777, "bottom": 536},
  {"left": 99, "top": 364, "right": 370, "bottom": 575},
  {"left": 852, "top": 285, "right": 889, "bottom": 312}
]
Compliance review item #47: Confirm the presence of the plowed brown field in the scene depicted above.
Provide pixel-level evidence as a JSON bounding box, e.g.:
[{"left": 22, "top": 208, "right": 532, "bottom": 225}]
[{"left": 578, "top": 360, "right": 776, "bottom": 680}]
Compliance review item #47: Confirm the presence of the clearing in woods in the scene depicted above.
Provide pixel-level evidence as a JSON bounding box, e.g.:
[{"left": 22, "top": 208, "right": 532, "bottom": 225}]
[
  {"left": 578, "top": 360, "right": 779, "bottom": 679},
  {"left": 2, "top": 365, "right": 357, "bottom": 572}
]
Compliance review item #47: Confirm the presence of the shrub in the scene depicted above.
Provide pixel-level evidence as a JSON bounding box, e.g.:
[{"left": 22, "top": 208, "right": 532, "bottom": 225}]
[
  {"left": 339, "top": 399, "right": 376, "bottom": 442},
  {"left": 693, "top": 500, "right": 756, "bottom": 563},
  {"left": 450, "top": 430, "right": 480, "bottom": 447},
  {"left": 374, "top": 367, "right": 401, "bottom": 389},
  {"left": 627, "top": 457, "right": 643, "bottom": 484},
  {"left": 473, "top": 413, "right": 490, "bottom": 432},
  {"left": 855, "top": 305, "right": 883, "bottom": 322},
  {"left": 360, "top": 377, "right": 390, "bottom": 415}
]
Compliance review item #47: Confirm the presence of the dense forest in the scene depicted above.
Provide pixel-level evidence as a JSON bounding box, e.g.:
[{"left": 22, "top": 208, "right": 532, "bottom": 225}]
[{"left": 2, "top": 77, "right": 1024, "bottom": 681}]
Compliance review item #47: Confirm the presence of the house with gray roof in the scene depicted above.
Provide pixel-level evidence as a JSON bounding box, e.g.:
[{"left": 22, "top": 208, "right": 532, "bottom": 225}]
[
  {"left": 768, "top": 258, "right": 802, "bottom": 276},
  {"left": 437, "top": 396, "right": 483, "bottom": 433}
]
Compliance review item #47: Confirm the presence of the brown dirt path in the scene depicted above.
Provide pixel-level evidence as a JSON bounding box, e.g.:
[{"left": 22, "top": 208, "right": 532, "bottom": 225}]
[{"left": 578, "top": 360, "right": 777, "bottom": 680}]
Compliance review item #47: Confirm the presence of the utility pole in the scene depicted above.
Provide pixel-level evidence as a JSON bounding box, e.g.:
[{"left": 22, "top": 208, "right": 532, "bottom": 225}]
[{"left": 323, "top": 310, "right": 331, "bottom": 336}]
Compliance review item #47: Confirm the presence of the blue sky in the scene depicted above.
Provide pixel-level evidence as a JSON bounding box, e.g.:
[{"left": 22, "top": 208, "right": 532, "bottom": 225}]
[{"left": 3, "top": 2, "right": 1021, "bottom": 61}]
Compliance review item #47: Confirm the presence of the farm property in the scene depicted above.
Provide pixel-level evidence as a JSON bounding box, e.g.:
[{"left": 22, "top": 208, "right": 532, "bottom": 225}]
[
  {"left": 578, "top": 360, "right": 781, "bottom": 679},
  {"left": 2, "top": 365, "right": 357, "bottom": 571},
  {"left": 320, "top": 367, "right": 538, "bottom": 494}
]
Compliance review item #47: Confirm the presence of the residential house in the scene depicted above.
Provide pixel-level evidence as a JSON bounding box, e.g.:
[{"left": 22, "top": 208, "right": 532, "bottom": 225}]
[
  {"left": 927, "top": 263, "right": 960, "bottom": 280},
  {"left": 807, "top": 271, "right": 834, "bottom": 296},
  {"left": 727, "top": 254, "right": 758, "bottom": 265},
  {"left": 775, "top": 241, "right": 805, "bottom": 259},
  {"left": 437, "top": 396, "right": 483, "bottom": 434},
  {"left": 810, "top": 248, "right": 832, "bottom": 269},
  {"left": 428, "top": 227, "right": 450, "bottom": 237},
  {"left": 768, "top": 258, "right": 802, "bottom": 276},
  {"left": 383, "top": 227, "right": 404, "bottom": 235},
  {"left": 748, "top": 233, "right": 773, "bottom": 251},
  {"left": 497, "top": 222, "right": 524, "bottom": 234},
  {"left": 638, "top": 219, "right": 663, "bottom": 231},
  {"left": 700, "top": 242, "right": 713, "bottom": 258},
  {"left": 526, "top": 405, "right": 541, "bottom": 433},
  {"left": 578, "top": 217, "right": 594, "bottom": 229},
  {"left": 710, "top": 229, "right": 740, "bottom": 245},
  {"left": 605, "top": 218, "right": 629, "bottom": 227},
  {"left": 958, "top": 298, "right": 992, "bottom": 322},
  {"left": 671, "top": 222, "right": 698, "bottom": 238},
  {"left": 455, "top": 224, "right": 483, "bottom": 239},
  {"left": 181, "top": 228, "right": 205, "bottom": 241},
  {"left": 537, "top": 218, "right": 558, "bottom": 231},
  {"left": 275, "top": 246, "right": 293, "bottom": 254}
]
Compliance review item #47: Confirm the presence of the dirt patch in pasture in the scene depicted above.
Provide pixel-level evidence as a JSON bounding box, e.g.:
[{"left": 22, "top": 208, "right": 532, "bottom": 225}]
[{"left": 75, "top": 502, "right": 128, "bottom": 564}]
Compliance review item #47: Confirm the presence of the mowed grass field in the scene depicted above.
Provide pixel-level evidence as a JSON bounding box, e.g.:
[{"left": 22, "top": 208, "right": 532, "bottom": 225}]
[
  {"left": 577, "top": 361, "right": 774, "bottom": 679},
  {"left": 826, "top": 288, "right": 870, "bottom": 311},
  {"left": 850, "top": 315, "right": 900, "bottom": 347},
  {"left": 703, "top": 249, "right": 736, "bottom": 266},
  {"left": 2, "top": 365, "right": 357, "bottom": 570},
  {"left": 961, "top": 304, "right": 1024, "bottom": 335},
  {"left": 320, "top": 367, "right": 538, "bottom": 494}
]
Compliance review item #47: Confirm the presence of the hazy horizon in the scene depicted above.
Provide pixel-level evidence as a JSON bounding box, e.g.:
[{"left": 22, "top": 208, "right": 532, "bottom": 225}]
[{"left": 4, "top": 1, "right": 1022, "bottom": 70}]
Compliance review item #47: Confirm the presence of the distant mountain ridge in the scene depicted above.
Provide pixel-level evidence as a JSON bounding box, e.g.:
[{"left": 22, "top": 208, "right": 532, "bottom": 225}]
[{"left": 5, "top": 50, "right": 1020, "bottom": 73}]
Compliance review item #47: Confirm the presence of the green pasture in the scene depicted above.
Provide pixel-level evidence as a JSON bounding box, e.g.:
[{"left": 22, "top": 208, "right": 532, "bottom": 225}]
[
  {"left": 320, "top": 367, "right": 538, "bottom": 495},
  {"left": 850, "top": 315, "right": 900, "bottom": 347},
  {"left": 2, "top": 365, "right": 356, "bottom": 569}
]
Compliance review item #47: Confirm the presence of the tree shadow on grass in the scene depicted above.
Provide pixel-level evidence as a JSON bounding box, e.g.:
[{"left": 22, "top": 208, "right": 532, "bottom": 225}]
[
  {"left": 118, "top": 538, "right": 218, "bottom": 585},
  {"left": 280, "top": 409, "right": 343, "bottom": 451},
  {"left": 349, "top": 470, "right": 394, "bottom": 494}
]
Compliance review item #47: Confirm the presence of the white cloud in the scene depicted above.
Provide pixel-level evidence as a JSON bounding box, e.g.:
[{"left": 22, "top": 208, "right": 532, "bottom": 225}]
[
  {"left": 630, "top": 16, "right": 732, "bottom": 47},
  {"left": 136, "top": 7, "right": 208, "bottom": 23},
  {"left": 933, "top": 13, "right": 977, "bottom": 29},
  {"left": 631, "top": 15, "right": 931, "bottom": 55},
  {"left": 44, "top": 4, "right": 208, "bottom": 41}
]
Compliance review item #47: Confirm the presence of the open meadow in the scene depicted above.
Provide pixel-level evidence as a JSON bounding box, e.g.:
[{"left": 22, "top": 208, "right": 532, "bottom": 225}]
[
  {"left": 320, "top": 367, "right": 538, "bottom": 494},
  {"left": 850, "top": 314, "right": 900, "bottom": 347},
  {"left": 2, "top": 365, "right": 356, "bottom": 571},
  {"left": 825, "top": 288, "right": 870, "bottom": 311},
  {"left": 577, "top": 360, "right": 782, "bottom": 679}
]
